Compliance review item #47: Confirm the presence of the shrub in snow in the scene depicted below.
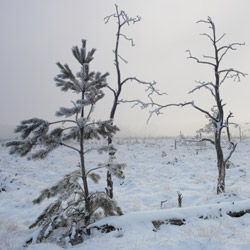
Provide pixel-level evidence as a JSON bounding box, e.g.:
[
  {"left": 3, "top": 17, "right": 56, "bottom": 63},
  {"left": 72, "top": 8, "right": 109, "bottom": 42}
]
[{"left": 6, "top": 40, "right": 125, "bottom": 247}]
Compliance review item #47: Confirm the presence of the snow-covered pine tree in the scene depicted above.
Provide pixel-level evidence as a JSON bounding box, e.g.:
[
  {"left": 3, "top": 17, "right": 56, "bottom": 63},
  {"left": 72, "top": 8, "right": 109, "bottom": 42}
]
[{"left": 6, "top": 39, "right": 124, "bottom": 247}]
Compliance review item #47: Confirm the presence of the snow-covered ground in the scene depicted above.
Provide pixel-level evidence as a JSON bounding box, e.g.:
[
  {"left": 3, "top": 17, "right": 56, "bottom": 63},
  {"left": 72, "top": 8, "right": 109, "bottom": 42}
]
[{"left": 1, "top": 137, "right": 250, "bottom": 250}]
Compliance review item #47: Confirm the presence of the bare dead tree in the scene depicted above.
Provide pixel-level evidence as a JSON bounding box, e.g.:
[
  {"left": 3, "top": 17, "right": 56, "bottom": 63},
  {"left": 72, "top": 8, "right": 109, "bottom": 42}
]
[
  {"left": 125, "top": 17, "right": 247, "bottom": 194},
  {"left": 104, "top": 5, "right": 164, "bottom": 198},
  {"left": 185, "top": 17, "right": 247, "bottom": 193},
  {"left": 176, "top": 18, "right": 245, "bottom": 193}
]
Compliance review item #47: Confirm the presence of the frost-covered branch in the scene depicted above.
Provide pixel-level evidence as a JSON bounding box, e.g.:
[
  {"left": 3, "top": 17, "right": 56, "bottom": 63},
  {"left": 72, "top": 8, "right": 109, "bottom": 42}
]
[{"left": 104, "top": 4, "right": 141, "bottom": 27}]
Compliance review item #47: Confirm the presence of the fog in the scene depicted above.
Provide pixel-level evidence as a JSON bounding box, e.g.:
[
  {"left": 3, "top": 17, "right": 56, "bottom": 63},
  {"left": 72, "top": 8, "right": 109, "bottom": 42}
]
[{"left": 1, "top": 0, "right": 250, "bottom": 139}]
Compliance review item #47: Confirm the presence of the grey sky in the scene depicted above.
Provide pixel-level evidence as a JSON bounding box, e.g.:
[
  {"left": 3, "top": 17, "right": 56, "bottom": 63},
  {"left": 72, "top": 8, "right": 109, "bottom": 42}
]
[{"left": 0, "top": 0, "right": 250, "bottom": 138}]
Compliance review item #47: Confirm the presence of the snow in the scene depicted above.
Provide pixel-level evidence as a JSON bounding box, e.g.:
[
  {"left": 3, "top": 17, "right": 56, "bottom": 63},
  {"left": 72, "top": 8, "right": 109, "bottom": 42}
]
[{"left": 1, "top": 137, "right": 250, "bottom": 249}]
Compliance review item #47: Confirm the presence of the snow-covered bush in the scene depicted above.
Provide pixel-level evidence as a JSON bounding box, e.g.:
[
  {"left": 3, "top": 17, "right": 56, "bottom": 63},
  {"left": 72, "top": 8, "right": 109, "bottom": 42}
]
[{"left": 6, "top": 40, "right": 125, "bottom": 247}]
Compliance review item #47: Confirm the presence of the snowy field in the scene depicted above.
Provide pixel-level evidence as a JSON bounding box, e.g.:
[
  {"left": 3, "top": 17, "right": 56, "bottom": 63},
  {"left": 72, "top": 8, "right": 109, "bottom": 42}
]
[{"left": 1, "top": 137, "right": 250, "bottom": 250}]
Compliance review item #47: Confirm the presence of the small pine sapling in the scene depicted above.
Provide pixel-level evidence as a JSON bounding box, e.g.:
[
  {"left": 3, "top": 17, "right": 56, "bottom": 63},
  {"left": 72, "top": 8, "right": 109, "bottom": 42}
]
[{"left": 6, "top": 40, "right": 124, "bottom": 247}]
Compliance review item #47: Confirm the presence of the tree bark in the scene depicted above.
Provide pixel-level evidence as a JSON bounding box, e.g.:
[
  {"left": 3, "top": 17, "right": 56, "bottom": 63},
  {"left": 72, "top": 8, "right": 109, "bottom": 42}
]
[
  {"left": 215, "top": 139, "right": 225, "bottom": 194},
  {"left": 79, "top": 91, "right": 90, "bottom": 226}
]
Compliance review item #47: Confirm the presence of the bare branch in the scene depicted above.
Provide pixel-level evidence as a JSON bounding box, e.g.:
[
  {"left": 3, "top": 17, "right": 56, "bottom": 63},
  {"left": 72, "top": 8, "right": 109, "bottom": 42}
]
[
  {"left": 60, "top": 142, "right": 80, "bottom": 153},
  {"left": 147, "top": 102, "right": 192, "bottom": 123},
  {"left": 186, "top": 50, "right": 216, "bottom": 67},
  {"left": 218, "top": 42, "right": 245, "bottom": 63},
  {"left": 219, "top": 71, "right": 231, "bottom": 85},
  {"left": 119, "top": 99, "right": 153, "bottom": 110},
  {"left": 218, "top": 68, "right": 247, "bottom": 83},
  {"left": 86, "top": 104, "right": 94, "bottom": 121},
  {"left": 107, "top": 85, "right": 116, "bottom": 96},
  {"left": 224, "top": 112, "right": 234, "bottom": 143},
  {"left": 84, "top": 148, "right": 94, "bottom": 155},
  {"left": 188, "top": 81, "right": 215, "bottom": 95},
  {"left": 120, "top": 9, "right": 141, "bottom": 26},
  {"left": 121, "top": 99, "right": 216, "bottom": 124},
  {"left": 61, "top": 126, "right": 77, "bottom": 132},
  {"left": 113, "top": 51, "right": 128, "bottom": 64},
  {"left": 120, "top": 77, "right": 167, "bottom": 97},
  {"left": 120, "top": 33, "right": 135, "bottom": 46},
  {"left": 191, "top": 101, "right": 217, "bottom": 122},
  {"left": 148, "top": 101, "right": 217, "bottom": 123},
  {"left": 86, "top": 166, "right": 104, "bottom": 177},
  {"left": 224, "top": 143, "right": 237, "bottom": 166},
  {"left": 186, "top": 138, "right": 215, "bottom": 145},
  {"left": 105, "top": 4, "right": 141, "bottom": 27},
  {"left": 197, "top": 18, "right": 212, "bottom": 26},
  {"left": 49, "top": 120, "right": 77, "bottom": 125},
  {"left": 216, "top": 33, "right": 226, "bottom": 43},
  {"left": 203, "top": 54, "right": 216, "bottom": 60},
  {"left": 200, "top": 32, "right": 214, "bottom": 43},
  {"left": 218, "top": 42, "right": 245, "bottom": 52},
  {"left": 104, "top": 13, "right": 117, "bottom": 24}
]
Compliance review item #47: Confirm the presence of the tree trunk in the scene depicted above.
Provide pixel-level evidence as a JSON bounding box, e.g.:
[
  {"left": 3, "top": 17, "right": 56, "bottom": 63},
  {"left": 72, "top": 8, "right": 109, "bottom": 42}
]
[
  {"left": 106, "top": 98, "right": 119, "bottom": 199},
  {"left": 80, "top": 92, "right": 90, "bottom": 226},
  {"left": 215, "top": 132, "right": 225, "bottom": 194},
  {"left": 106, "top": 171, "right": 113, "bottom": 199}
]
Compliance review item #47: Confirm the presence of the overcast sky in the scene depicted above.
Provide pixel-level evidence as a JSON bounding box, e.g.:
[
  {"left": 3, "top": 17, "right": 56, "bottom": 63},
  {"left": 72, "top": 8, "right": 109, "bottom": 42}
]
[{"left": 0, "top": 0, "right": 250, "bottom": 138}]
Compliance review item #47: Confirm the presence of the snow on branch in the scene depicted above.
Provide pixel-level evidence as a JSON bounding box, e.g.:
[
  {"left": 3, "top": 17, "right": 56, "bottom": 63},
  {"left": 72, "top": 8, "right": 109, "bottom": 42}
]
[
  {"left": 121, "top": 77, "right": 166, "bottom": 97},
  {"left": 104, "top": 4, "right": 141, "bottom": 27}
]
